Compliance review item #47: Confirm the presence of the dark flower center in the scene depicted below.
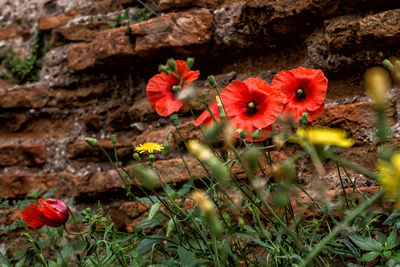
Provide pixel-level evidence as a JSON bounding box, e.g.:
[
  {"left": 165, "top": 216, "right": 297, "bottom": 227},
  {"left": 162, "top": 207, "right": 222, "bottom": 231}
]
[
  {"left": 246, "top": 100, "right": 258, "bottom": 115},
  {"left": 295, "top": 88, "right": 306, "bottom": 101}
]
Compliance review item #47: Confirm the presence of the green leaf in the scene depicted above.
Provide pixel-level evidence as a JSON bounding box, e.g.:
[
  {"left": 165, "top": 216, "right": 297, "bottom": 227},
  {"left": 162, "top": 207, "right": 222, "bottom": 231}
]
[
  {"left": 13, "top": 249, "right": 26, "bottom": 260},
  {"left": 349, "top": 235, "right": 383, "bottom": 252},
  {"left": 15, "top": 257, "right": 26, "bottom": 267},
  {"left": 361, "top": 251, "right": 380, "bottom": 262},
  {"left": 392, "top": 251, "right": 400, "bottom": 263},
  {"left": 73, "top": 240, "right": 86, "bottom": 251},
  {"left": 136, "top": 236, "right": 163, "bottom": 254},
  {"left": 387, "top": 229, "right": 399, "bottom": 249},
  {"left": 383, "top": 211, "right": 400, "bottom": 227},
  {"left": 48, "top": 260, "right": 58, "bottom": 267},
  {"left": 137, "top": 216, "right": 166, "bottom": 229},
  {"left": 178, "top": 246, "right": 195, "bottom": 267}
]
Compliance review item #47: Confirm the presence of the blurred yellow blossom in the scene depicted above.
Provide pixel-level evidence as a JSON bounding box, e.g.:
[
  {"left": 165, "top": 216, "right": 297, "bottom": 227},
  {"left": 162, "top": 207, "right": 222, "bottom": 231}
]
[
  {"left": 187, "top": 140, "right": 213, "bottom": 161},
  {"left": 191, "top": 190, "right": 215, "bottom": 214},
  {"left": 365, "top": 66, "right": 391, "bottom": 107},
  {"left": 378, "top": 153, "right": 400, "bottom": 209},
  {"left": 134, "top": 142, "right": 164, "bottom": 154},
  {"left": 296, "top": 127, "right": 354, "bottom": 148}
]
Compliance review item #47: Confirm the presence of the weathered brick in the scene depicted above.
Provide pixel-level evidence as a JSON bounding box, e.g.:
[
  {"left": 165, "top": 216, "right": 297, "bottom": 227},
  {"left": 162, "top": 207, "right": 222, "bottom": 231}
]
[
  {"left": 50, "top": 21, "right": 112, "bottom": 47},
  {"left": 0, "top": 88, "right": 50, "bottom": 109},
  {"left": 0, "top": 173, "right": 76, "bottom": 198},
  {"left": 39, "top": 10, "right": 79, "bottom": 31},
  {"left": 67, "top": 139, "right": 132, "bottom": 162},
  {"left": 68, "top": 27, "right": 134, "bottom": 71},
  {"left": 68, "top": 11, "right": 213, "bottom": 71},
  {"left": 131, "top": 11, "right": 213, "bottom": 57},
  {"left": 0, "top": 113, "right": 75, "bottom": 139},
  {"left": 0, "top": 144, "right": 46, "bottom": 166}
]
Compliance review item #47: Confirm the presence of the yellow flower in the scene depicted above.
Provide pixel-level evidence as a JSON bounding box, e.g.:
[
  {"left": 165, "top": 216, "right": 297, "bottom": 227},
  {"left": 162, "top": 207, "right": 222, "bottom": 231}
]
[
  {"left": 134, "top": 142, "right": 164, "bottom": 154},
  {"left": 191, "top": 190, "right": 215, "bottom": 214},
  {"left": 378, "top": 153, "right": 400, "bottom": 209},
  {"left": 296, "top": 127, "right": 354, "bottom": 148},
  {"left": 187, "top": 140, "right": 213, "bottom": 161}
]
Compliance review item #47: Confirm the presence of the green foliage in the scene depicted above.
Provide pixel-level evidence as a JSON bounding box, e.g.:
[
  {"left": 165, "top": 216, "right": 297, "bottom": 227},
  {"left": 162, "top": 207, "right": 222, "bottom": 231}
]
[
  {"left": 0, "top": 30, "right": 48, "bottom": 84},
  {"left": 109, "top": 7, "right": 154, "bottom": 28}
]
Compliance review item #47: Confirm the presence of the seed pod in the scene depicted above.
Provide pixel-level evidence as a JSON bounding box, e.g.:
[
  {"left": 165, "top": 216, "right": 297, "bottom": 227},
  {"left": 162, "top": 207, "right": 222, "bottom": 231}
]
[
  {"left": 148, "top": 202, "right": 161, "bottom": 221},
  {"left": 166, "top": 218, "right": 175, "bottom": 237}
]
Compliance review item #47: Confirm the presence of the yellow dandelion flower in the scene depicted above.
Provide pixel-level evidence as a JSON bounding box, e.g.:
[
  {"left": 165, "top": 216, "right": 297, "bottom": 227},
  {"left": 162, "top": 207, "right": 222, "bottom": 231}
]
[
  {"left": 296, "top": 127, "right": 354, "bottom": 148},
  {"left": 134, "top": 142, "right": 164, "bottom": 154},
  {"left": 378, "top": 153, "right": 400, "bottom": 209}
]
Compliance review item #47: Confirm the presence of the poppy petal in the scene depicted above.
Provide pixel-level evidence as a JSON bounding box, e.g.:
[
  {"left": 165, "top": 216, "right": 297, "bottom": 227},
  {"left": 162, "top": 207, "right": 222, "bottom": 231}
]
[
  {"left": 22, "top": 204, "right": 45, "bottom": 229},
  {"left": 307, "top": 103, "right": 325, "bottom": 121},
  {"left": 243, "top": 77, "right": 270, "bottom": 93},
  {"left": 40, "top": 199, "right": 68, "bottom": 227},
  {"left": 146, "top": 73, "right": 176, "bottom": 108},
  {"left": 271, "top": 70, "right": 299, "bottom": 101},
  {"left": 221, "top": 81, "right": 250, "bottom": 117},
  {"left": 155, "top": 96, "right": 185, "bottom": 117},
  {"left": 193, "top": 102, "right": 219, "bottom": 127},
  {"left": 184, "top": 70, "right": 200, "bottom": 84}
]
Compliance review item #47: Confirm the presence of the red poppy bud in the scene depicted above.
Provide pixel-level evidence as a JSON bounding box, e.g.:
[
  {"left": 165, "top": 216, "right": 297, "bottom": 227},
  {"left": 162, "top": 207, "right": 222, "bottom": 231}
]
[{"left": 22, "top": 198, "right": 69, "bottom": 229}]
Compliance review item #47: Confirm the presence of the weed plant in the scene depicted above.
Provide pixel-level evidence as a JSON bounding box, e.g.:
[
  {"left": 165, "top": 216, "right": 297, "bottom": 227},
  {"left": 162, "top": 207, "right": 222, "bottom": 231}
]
[{"left": 0, "top": 29, "right": 47, "bottom": 84}]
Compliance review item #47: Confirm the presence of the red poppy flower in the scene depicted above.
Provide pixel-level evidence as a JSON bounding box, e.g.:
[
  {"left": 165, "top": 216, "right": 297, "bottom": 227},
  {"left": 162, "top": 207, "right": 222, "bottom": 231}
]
[
  {"left": 22, "top": 198, "right": 69, "bottom": 229},
  {"left": 271, "top": 67, "right": 327, "bottom": 121},
  {"left": 193, "top": 102, "right": 220, "bottom": 127},
  {"left": 220, "top": 77, "right": 285, "bottom": 142},
  {"left": 147, "top": 60, "right": 200, "bottom": 116}
]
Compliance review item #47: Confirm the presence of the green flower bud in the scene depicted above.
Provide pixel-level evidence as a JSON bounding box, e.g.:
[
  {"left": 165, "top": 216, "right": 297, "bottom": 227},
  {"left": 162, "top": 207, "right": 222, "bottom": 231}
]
[
  {"left": 186, "top": 57, "right": 194, "bottom": 68},
  {"left": 209, "top": 159, "right": 230, "bottom": 184},
  {"left": 205, "top": 124, "right": 221, "bottom": 142},
  {"left": 84, "top": 137, "right": 99, "bottom": 148},
  {"left": 158, "top": 65, "right": 169, "bottom": 74},
  {"left": 167, "top": 58, "right": 177, "bottom": 73},
  {"left": 238, "top": 217, "right": 244, "bottom": 231},
  {"left": 148, "top": 153, "right": 155, "bottom": 162},
  {"left": 133, "top": 153, "right": 141, "bottom": 162},
  {"left": 246, "top": 148, "right": 260, "bottom": 175},
  {"left": 170, "top": 114, "right": 179, "bottom": 126},
  {"left": 222, "top": 212, "right": 231, "bottom": 227},
  {"left": 299, "top": 112, "right": 309, "bottom": 126},
  {"left": 209, "top": 215, "right": 223, "bottom": 236},
  {"left": 239, "top": 131, "right": 247, "bottom": 140},
  {"left": 207, "top": 75, "right": 217, "bottom": 88},
  {"left": 148, "top": 202, "right": 161, "bottom": 221},
  {"left": 133, "top": 165, "right": 160, "bottom": 189},
  {"left": 110, "top": 135, "right": 117, "bottom": 144},
  {"left": 251, "top": 128, "right": 261, "bottom": 141},
  {"left": 166, "top": 218, "right": 175, "bottom": 237},
  {"left": 162, "top": 140, "right": 170, "bottom": 158},
  {"left": 382, "top": 59, "right": 393, "bottom": 71}
]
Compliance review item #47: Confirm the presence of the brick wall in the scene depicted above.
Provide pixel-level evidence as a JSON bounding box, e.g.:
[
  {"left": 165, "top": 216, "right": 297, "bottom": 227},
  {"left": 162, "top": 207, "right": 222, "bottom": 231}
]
[{"left": 1, "top": 0, "right": 400, "bottom": 229}]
